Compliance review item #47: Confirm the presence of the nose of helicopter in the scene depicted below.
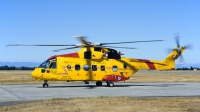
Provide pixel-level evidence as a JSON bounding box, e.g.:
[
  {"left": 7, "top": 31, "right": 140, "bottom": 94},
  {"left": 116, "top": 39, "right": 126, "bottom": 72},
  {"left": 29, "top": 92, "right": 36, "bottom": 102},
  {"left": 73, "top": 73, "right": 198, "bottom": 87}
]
[
  {"left": 31, "top": 70, "right": 37, "bottom": 78},
  {"left": 31, "top": 69, "right": 40, "bottom": 79}
]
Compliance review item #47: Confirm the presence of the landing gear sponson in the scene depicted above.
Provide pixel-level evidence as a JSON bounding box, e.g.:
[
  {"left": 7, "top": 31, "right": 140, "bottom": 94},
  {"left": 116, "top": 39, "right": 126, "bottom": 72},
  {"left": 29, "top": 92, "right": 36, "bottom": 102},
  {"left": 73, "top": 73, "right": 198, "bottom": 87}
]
[{"left": 103, "top": 75, "right": 129, "bottom": 87}]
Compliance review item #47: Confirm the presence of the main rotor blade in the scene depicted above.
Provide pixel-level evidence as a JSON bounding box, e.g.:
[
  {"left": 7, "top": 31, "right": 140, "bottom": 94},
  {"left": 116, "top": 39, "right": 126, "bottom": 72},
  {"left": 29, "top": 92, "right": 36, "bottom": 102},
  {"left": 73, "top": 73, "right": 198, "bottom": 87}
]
[
  {"left": 53, "top": 47, "right": 79, "bottom": 52},
  {"left": 74, "top": 36, "right": 88, "bottom": 45},
  {"left": 6, "top": 44, "right": 76, "bottom": 46},
  {"left": 101, "top": 46, "right": 137, "bottom": 49},
  {"left": 100, "top": 40, "right": 164, "bottom": 45}
]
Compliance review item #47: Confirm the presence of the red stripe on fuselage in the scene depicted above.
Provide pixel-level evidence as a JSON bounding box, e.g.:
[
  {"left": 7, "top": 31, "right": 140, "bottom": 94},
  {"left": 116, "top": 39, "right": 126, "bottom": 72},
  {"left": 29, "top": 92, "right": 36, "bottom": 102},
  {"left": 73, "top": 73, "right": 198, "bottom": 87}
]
[
  {"left": 138, "top": 59, "right": 156, "bottom": 70},
  {"left": 48, "top": 53, "right": 79, "bottom": 60}
]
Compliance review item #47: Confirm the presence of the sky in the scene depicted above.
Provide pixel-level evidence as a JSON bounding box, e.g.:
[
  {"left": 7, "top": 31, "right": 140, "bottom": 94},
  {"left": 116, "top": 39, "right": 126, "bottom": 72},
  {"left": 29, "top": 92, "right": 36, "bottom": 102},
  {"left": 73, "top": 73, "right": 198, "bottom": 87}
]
[{"left": 0, "top": 0, "right": 200, "bottom": 63}]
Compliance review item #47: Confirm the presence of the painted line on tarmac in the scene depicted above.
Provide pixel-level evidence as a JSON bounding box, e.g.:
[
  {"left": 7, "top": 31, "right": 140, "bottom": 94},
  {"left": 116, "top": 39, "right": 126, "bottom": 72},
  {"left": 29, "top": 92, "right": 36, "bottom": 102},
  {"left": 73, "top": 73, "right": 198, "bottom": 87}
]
[{"left": 0, "top": 87, "right": 24, "bottom": 101}]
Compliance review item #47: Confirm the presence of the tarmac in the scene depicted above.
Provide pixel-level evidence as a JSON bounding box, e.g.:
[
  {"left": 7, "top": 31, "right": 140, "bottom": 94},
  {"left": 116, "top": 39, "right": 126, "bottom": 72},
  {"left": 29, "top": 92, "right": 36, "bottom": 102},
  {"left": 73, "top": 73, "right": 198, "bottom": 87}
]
[{"left": 1, "top": 82, "right": 200, "bottom": 106}]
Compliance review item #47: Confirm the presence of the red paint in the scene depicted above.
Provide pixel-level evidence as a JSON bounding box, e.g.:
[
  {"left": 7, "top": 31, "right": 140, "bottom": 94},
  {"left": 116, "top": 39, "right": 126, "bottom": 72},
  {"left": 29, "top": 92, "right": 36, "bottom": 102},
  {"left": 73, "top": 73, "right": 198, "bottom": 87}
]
[
  {"left": 48, "top": 53, "right": 79, "bottom": 60},
  {"left": 102, "top": 75, "right": 129, "bottom": 82},
  {"left": 138, "top": 59, "right": 156, "bottom": 70}
]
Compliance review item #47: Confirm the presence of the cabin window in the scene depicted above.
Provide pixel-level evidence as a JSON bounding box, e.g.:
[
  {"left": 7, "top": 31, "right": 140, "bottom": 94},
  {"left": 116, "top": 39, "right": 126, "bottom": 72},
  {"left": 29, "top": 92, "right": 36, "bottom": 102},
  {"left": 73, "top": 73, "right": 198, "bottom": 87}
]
[
  {"left": 84, "top": 64, "right": 89, "bottom": 71},
  {"left": 123, "top": 63, "right": 127, "bottom": 69},
  {"left": 67, "top": 65, "right": 71, "bottom": 70},
  {"left": 112, "top": 66, "right": 118, "bottom": 72},
  {"left": 101, "top": 65, "right": 105, "bottom": 71},
  {"left": 84, "top": 51, "right": 91, "bottom": 59},
  {"left": 75, "top": 64, "right": 80, "bottom": 71},
  {"left": 92, "top": 65, "right": 97, "bottom": 71}
]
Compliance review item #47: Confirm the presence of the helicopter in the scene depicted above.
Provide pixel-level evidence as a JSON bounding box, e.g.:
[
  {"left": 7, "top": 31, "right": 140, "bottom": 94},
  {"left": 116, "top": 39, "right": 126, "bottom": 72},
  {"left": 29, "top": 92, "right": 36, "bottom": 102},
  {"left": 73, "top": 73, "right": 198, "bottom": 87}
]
[{"left": 7, "top": 34, "right": 193, "bottom": 87}]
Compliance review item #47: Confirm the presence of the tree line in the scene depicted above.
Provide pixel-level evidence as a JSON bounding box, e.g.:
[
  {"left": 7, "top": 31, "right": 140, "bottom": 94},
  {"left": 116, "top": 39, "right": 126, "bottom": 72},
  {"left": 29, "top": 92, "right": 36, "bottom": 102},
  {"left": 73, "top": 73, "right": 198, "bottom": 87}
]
[
  {"left": 176, "top": 66, "right": 200, "bottom": 70},
  {"left": 0, "top": 65, "right": 35, "bottom": 70}
]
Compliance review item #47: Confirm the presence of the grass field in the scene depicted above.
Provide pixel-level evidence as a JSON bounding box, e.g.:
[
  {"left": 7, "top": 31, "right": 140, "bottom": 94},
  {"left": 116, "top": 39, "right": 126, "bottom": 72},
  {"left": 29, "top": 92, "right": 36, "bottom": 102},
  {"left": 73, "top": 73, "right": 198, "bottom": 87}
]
[
  {"left": 1, "top": 70, "right": 200, "bottom": 112},
  {"left": 1, "top": 97, "right": 200, "bottom": 112}
]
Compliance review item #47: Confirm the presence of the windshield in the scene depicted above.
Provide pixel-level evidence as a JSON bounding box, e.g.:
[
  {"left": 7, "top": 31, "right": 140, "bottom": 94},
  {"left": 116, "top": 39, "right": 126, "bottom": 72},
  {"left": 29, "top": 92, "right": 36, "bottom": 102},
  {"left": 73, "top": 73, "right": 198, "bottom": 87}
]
[
  {"left": 39, "top": 60, "right": 50, "bottom": 68},
  {"left": 39, "top": 58, "right": 56, "bottom": 68}
]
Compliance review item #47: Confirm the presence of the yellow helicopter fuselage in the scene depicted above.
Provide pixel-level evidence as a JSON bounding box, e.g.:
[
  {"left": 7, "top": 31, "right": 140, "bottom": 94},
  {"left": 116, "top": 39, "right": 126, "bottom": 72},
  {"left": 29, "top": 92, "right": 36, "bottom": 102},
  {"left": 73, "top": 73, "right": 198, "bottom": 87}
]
[{"left": 31, "top": 47, "right": 184, "bottom": 82}]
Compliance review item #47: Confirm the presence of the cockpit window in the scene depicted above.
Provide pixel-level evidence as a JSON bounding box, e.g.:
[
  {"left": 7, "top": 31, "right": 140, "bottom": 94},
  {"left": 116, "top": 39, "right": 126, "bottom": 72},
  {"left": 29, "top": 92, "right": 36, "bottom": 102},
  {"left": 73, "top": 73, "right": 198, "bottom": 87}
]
[
  {"left": 39, "top": 61, "right": 50, "bottom": 68},
  {"left": 49, "top": 62, "right": 56, "bottom": 68},
  {"left": 39, "top": 58, "right": 56, "bottom": 68}
]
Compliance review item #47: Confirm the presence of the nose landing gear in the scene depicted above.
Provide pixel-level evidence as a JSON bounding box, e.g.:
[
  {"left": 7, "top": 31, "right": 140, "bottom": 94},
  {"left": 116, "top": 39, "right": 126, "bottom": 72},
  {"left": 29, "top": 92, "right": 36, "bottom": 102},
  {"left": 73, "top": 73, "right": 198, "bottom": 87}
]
[{"left": 43, "top": 80, "right": 49, "bottom": 88}]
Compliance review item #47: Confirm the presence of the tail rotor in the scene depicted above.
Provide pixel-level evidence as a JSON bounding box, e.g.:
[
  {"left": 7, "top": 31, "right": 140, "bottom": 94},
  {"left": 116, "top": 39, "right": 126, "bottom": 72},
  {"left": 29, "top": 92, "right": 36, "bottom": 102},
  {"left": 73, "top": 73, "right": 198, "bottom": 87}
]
[{"left": 166, "top": 33, "right": 193, "bottom": 64}]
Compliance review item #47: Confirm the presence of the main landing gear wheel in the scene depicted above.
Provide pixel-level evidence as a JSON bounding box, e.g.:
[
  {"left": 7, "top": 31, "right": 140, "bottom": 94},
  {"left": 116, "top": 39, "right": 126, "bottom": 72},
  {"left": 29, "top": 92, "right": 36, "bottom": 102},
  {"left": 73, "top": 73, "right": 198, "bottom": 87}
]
[
  {"left": 106, "top": 81, "right": 114, "bottom": 87},
  {"left": 96, "top": 81, "right": 102, "bottom": 86},
  {"left": 43, "top": 83, "right": 48, "bottom": 88},
  {"left": 43, "top": 80, "right": 49, "bottom": 88}
]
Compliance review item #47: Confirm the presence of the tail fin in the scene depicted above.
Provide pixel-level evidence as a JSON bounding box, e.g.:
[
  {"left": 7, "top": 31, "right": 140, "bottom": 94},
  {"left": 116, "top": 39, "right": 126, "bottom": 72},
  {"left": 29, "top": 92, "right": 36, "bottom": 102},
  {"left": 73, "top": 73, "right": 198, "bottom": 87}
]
[
  {"left": 163, "top": 47, "right": 186, "bottom": 69},
  {"left": 163, "top": 33, "right": 193, "bottom": 70}
]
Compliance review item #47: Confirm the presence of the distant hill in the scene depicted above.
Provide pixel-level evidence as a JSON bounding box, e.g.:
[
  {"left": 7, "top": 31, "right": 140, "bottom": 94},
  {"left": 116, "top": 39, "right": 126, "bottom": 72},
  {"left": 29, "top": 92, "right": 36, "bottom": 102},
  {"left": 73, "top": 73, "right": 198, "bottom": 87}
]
[{"left": 0, "top": 62, "right": 41, "bottom": 67}]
